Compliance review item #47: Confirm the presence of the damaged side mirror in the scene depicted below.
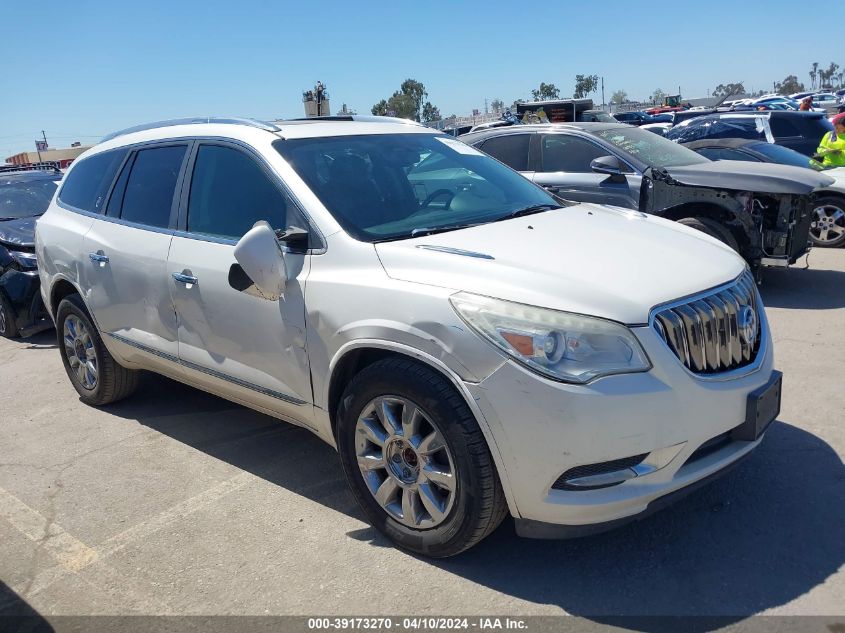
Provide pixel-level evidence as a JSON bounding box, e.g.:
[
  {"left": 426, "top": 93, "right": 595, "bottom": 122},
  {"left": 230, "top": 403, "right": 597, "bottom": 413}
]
[
  {"left": 591, "top": 155, "right": 627, "bottom": 181},
  {"left": 232, "top": 221, "right": 288, "bottom": 301}
]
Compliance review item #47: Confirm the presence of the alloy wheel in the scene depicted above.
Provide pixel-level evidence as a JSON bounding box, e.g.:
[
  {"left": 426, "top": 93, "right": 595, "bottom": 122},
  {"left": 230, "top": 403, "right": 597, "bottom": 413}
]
[
  {"left": 63, "top": 315, "right": 98, "bottom": 390},
  {"left": 0, "top": 306, "right": 6, "bottom": 335},
  {"left": 355, "top": 396, "right": 456, "bottom": 529},
  {"left": 810, "top": 204, "right": 845, "bottom": 245}
]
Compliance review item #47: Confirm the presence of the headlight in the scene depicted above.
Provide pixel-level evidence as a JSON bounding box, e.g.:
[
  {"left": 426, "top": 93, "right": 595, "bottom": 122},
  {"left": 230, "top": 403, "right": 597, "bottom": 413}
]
[
  {"left": 450, "top": 292, "right": 651, "bottom": 384},
  {"left": 10, "top": 250, "right": 38, "bottom": 270}
]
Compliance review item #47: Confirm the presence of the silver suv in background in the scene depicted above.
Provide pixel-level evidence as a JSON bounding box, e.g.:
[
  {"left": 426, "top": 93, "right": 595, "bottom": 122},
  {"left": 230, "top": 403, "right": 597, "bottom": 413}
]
[{"left": 36, "top": 117, "right": 780, "bottom": 556}]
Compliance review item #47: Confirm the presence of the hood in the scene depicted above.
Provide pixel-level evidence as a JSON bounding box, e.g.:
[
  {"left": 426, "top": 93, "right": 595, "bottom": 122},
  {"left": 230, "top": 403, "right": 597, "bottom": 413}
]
[
  {"left": 0, "top": 216, "right": 37, "bottom": 248},
  {"left": 375, "top": 204, "right": 746, "bottom": 325},
  {"left": 655, "top": 160, "right": 835, "bottom": 194},
  {"left": 819, "top": 167, "right": 845, "bottom": 193}
]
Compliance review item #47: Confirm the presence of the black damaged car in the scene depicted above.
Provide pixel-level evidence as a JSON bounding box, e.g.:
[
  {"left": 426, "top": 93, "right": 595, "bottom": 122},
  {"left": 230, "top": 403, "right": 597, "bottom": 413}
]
[
  {"left": 0, "top": 164, "right": 63, "bottom": 338},
  {"left": 460, "top": 123, "right": 835, "bottom": 272}
]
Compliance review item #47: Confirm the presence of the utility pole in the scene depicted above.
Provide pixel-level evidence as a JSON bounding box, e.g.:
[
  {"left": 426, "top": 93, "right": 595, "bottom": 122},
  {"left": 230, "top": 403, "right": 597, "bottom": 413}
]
[
  {"left": 601, "top": 77, "right": 605, "bottom": 110},
  {"left": 484, "top": 97, "right": 489, "bottom": 114}
]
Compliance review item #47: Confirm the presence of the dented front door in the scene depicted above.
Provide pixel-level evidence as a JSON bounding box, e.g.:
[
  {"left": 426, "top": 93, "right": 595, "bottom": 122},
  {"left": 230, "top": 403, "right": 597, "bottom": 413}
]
[{"left": 167, "top": 235, "right": 313, "bottom": 417}]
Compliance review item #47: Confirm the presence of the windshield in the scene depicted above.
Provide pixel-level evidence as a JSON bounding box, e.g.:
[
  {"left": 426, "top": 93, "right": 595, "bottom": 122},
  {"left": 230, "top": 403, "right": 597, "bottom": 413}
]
[
  {"left": 748, "top": 142, "right": 827, "bottom": 170},
  {"left": 595, "top": 127, "right": 710, "bottom": 168},
  {"left": 274, "top": 134, "right": 559, "bottom": 242},
  {"left": 0, "top": 178, "right": 60, "bottom": 220}
]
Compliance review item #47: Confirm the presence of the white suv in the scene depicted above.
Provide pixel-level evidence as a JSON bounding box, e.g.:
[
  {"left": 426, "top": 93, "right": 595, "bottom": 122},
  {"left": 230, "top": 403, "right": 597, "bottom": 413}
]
[{"left": 35, "top": 116, "right": 781, "bottom": 557}]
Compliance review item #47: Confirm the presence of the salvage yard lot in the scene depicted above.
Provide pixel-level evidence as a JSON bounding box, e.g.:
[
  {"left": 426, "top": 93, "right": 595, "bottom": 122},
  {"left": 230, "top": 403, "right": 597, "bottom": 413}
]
[{"left": 1, "top": 250, "right": 843, "bottom": 618}]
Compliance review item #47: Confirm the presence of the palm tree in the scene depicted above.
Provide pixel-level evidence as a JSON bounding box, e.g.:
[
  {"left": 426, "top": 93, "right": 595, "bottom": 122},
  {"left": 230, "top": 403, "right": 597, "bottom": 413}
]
[{"left": 810, "top": 62, "right": 819, "bottom": 89}]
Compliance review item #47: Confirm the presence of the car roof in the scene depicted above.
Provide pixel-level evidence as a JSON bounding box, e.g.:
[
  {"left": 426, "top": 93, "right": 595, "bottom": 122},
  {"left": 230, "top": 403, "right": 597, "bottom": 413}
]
[
  {"left": 87, "top": 116, "right": 438, "bottom": 158},
  {"left": 460, "top": 122, "right": 630, "bottom": 142}
]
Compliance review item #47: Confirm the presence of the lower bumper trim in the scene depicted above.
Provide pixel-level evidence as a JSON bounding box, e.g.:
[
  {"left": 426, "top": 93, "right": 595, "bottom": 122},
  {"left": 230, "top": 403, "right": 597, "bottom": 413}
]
[{"left": 514, "top": 450, "right": 752, "bottom": 539}]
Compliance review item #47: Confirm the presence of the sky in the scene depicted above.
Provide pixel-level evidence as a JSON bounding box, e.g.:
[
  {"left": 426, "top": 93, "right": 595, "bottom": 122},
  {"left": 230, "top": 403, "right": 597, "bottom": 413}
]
[{"left": 1, "top": 0, "right": 837, "bottom": 158}]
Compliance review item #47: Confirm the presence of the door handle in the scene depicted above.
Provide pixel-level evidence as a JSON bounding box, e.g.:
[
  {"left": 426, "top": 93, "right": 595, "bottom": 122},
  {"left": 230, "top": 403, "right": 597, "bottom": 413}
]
[
  {"left": 88, "top": 252, "right": 109, "bottom": 264},
  {"left": 172, "top": 272, "right": 198, "bottom": 285}
]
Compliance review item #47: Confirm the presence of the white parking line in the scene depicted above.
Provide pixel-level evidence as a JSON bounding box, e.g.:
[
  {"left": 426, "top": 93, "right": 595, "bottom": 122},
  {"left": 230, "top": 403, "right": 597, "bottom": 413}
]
[{"left": 0, "top": 485, "right": 98, "bottom": 572}]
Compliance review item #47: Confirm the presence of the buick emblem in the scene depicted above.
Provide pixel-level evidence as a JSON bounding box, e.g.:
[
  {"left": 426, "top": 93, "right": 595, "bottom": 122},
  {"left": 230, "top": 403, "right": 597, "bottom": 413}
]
[{"left": 738, "top": 305, "right": 758, "bottom": 345}]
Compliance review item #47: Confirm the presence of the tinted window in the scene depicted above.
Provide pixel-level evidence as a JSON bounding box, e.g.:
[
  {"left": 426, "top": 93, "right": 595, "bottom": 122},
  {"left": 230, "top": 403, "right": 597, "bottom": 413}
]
[
  {"left": 120, "top": 146, "right": 187, "bottom": 228},
  {"left": 747, "top": 142, "right": 820, "bottom": 169},
  {"left": 58, "top": 149, "right": 127, "bottom": 213},
  {"left": 478, "top": 134, "right": 530, "bottom": 171},
  {"left": 769, "top": 118, "right": 801, "bottom": 138},
  {"left": 695, "top": 147, "right": 759, "bottom": 162},
  {"left": 188, "top": 145, "right": 290, "bottom": 239},
  {"left": 542, "top": 135, "right": 610, "bottom": 172},
  {"left": 274, "top": 134, "right": 559, "bottom": 242}
]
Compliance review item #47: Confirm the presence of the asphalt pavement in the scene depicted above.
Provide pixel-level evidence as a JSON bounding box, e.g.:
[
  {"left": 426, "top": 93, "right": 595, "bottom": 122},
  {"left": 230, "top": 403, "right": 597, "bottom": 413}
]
[{"left": 0, "top": 249, "right": 843, "bottom": 623}]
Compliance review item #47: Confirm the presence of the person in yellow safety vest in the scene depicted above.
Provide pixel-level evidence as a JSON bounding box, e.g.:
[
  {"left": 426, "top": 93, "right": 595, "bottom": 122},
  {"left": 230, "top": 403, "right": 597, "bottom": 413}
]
[{"left": 816, "top": 113, "right": 845, "bottom": 167}]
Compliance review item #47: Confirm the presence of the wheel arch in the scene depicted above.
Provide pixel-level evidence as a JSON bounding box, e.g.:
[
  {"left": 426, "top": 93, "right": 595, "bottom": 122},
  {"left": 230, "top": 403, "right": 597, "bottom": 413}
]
[
  {"left": 49, "top": 277, "right": 84, "bottom": 319},
  {"left": 660, "top": 201, "right": 750, "bottom": 249},
  {"left": 326, "top": 340, "right": 519, "bottom": 517}
]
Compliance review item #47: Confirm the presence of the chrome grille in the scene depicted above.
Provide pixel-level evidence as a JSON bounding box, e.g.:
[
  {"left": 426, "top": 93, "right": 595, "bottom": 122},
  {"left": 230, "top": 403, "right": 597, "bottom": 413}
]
[{"left": 652, "top": 272, "right": 761, "bottom": 374}]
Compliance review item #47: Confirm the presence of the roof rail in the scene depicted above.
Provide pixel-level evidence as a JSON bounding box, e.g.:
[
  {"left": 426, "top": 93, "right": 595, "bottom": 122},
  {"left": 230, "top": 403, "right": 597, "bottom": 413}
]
[
  {"left": 101, "top": 117, "right": 281, "bottom": 143},
  {"left": 0, "top": 162, "right": 63, "bottom": 174},
  {"left": 280, "top": 115, "right": 425, "bottom": 127}
]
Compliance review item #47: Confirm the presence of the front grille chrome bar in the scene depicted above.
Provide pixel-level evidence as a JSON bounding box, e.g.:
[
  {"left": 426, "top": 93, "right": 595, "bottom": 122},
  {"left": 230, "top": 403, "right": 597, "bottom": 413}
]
[{"left": 652, "top": 271, "right": 762, "bottom": 375}]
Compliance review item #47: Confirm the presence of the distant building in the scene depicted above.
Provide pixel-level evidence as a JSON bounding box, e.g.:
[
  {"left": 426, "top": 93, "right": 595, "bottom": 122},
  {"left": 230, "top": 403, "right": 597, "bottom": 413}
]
[{"left": 5, "top": 145, "right": 93, "bottom": 169}]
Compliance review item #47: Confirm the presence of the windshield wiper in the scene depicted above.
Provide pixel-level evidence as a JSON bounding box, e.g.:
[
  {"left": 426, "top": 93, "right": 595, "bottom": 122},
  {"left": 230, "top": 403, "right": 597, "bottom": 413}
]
[
  {"left": 496, "top": 204, "right": 561, "bottom": 222},
  {"left": 409, "top": 223, "right": 481, "bottom": 238}
]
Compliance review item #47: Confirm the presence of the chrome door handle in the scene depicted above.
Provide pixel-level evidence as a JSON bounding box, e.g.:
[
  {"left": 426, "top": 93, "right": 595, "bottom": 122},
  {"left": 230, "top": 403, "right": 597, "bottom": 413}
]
[
  {"left": 172, "top": 272, "right": 198, "bottom": 285},
  {"left": 88, "top": 252, "right": 109, "bottom": 263}
]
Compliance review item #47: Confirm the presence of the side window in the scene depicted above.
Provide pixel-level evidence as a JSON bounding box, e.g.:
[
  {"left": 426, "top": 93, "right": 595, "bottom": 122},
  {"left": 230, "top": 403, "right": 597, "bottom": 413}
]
[
  {"left": 541, "top": 135, "right": 611, "bottom": 173},
  {"left": 187, "top": 144, "right": 292, "bottom": 240},
  {"left": 479, "top": 134, "right": 530, "bottom": 171},
  {"left": 119, "top": 145, "right": 187, "bottom": 228},
  {"left": 57, "top": 149, "right": 127, "bottom": 213},
  {"left": 769, "top": 118, "right": 801, "bottom": 138}
]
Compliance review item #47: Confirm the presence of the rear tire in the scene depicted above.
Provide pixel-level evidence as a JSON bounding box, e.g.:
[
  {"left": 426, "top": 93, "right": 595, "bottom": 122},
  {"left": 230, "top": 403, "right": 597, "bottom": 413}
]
[
  {"left": 56, "top": 294, "right": 139, "bottom": 406},
  {"left": 678, "top": 216, "right": 740, "bottom": 251},
  {"left": 336, "top": 357, "right": 508, "bottom": 557},
  {"left": 0, "top": 291, "right": 19, "bottom": 339}
]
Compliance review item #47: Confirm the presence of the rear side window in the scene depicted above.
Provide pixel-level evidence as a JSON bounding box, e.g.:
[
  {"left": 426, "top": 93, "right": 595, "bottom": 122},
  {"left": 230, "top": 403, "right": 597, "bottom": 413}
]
[
  {"left": 479, "top": 134, "right": 530, "bottom": 171},
  {"left": 696, "top": 147, "right": 759, "bottom": 162},
  {"left": 58, "top": 149, "right": 127, "bottom": 213},
  {"left": 187, "top": 144, "right": 291, "bottom": 239},
  {"left": 119, "top": 145, "right": 187, "bottom": 228},
  {"left": 769, "top": 118, "right": 801, "bottom": 138}
]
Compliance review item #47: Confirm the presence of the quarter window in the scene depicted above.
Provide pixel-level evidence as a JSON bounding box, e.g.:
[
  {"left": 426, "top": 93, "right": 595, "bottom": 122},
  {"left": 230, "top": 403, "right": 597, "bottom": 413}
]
[
  {"left": 58, "top": 149, "right": 127, "bottom": 213},
  {"left": 479, "top": 134, "right": 530, "bottom": 171},
  {"left": 541, "top": 135, "right": 611, "bottom": 173},
  {"left": 119, "top": 145, "right": 187, "bottom": 228},
  {"left": 187, "top": 145, "right": 290, "bottom": 239}
]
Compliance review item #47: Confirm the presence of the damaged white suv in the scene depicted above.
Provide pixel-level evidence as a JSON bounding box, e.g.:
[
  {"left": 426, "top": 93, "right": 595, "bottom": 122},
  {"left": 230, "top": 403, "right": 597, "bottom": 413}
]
[{"left": 35, "top": 116, "right": 781, "bottom": 557}]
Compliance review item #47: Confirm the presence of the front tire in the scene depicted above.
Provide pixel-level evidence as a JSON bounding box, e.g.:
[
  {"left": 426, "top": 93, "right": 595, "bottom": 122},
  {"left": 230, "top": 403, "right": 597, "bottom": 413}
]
[
  {"left": 56, "top": 294, "right": 139, "bottom": 406},
  {"left": 809, "top": 197, "right": 845, "bottom": 247},
  {"left": 0, "top": 291, "right": 19, "bottom": 339},
  {"left": 336, "top": 357, "right": 507, "bottom": 557},
  {"left": 677, "top": 216, "right": 740, "bottom": 251}
]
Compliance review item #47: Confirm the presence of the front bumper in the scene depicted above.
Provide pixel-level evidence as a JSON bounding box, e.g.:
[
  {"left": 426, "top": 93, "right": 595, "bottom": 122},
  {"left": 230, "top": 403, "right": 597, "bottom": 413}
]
[
  {"left": 465, "top": 323, "right": 775, "bottom": 533},
  {"left": 0, "top": 267, "right": 51, "bottom": 336}
]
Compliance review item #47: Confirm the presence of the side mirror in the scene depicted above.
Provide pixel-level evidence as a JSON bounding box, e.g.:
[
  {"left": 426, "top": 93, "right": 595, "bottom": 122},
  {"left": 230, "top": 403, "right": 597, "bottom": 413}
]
[
  {"left": 591, "top": 155, "right": 626, "bottom": 177},
  {"left": 233, "top": 221, "right": 287, "bottom": 301}
]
